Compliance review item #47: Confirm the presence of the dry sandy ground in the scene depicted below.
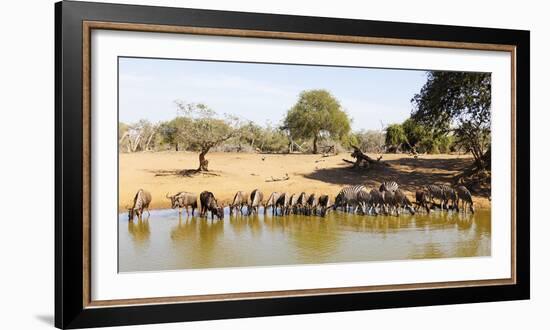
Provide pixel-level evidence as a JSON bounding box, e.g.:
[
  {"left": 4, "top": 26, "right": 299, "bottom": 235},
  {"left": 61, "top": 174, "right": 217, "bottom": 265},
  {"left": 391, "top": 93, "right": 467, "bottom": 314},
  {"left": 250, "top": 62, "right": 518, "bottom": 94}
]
[{"left": 119, "top": 151, "right": 491, "bottom": 211}]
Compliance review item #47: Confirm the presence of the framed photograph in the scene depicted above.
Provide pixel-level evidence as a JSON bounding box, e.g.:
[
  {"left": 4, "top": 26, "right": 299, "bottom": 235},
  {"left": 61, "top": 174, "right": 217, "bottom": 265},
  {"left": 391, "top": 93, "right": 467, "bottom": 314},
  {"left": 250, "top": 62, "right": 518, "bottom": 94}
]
[{"left": 55, "top": 1, "right": 530, "bottom": 328}]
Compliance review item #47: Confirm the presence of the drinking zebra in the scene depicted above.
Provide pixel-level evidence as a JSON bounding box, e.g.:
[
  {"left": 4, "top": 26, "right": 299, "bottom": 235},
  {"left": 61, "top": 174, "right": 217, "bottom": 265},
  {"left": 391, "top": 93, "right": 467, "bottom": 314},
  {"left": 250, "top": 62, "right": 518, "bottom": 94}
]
[
  {"left": 317, "top": 195, "right": 330, "bottom": 217},
  {"left": 379, "top": 181, "right": 399, "bottom": 193},
  {"left": 128, "top": 189, "right": 152, "bottom": 220},
  {"left": 249, "top": 189, "right": 264, "bottom": 215},
  {"left": 368, "top": 189, "right": 385, "bottom": 215},
  {"left": 357, "top": 189, "right": 372, "bottom": 215},
  {"left": 333, "top": 185, "right": 368, "bottom": 213},
  {"left": 394, "top": 189, "right": 415, "bottom": 215},
  {"left": 305, "top": 193, "right": 318, "bottom": 216},
  {"left": 275, "top": 192, "right": 291, "bottom": 216},
  {"left": 426, "top": 184, "right": 458, "bottom": 211},
  {"left": 456, "top": 185, "right": 475, "bottom": 213},
  {"left": 229, "top": 191, "right": 249, "bottom": 216}
]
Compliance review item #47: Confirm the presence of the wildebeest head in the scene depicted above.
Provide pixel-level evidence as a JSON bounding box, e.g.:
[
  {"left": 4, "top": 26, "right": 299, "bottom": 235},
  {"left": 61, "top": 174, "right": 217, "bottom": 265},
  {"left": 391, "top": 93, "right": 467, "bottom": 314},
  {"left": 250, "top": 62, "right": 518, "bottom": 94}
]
[
  {"left": 127, "top": 207, "right": 135, "bottom": 221},
  {"left": 212, "top": 202, "right": 225, "bottom": 220},
  {"left": 470, "top": 203, "right": 475, "bottom": 213},
  {"left": 166, "top": 193, "right": 178, "bottom": 209},
  {"left": 333, "top": 192, "right": 345, "bottom": 210}
]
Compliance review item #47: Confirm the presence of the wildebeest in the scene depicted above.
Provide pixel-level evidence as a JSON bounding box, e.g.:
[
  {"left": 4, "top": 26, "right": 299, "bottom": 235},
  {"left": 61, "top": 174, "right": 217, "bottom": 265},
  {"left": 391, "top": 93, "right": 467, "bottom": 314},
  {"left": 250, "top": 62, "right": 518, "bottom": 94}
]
[
  {"left": 456, "top": 185, "right": 475, "bottom": 213},
  {"left": 415, "top": 190, "right": 431, "bottom": 213},
  {"left": 264, "top": 192, "right": 281, "bottom": 215},
  {"left": 199, "top": 191, "right": 224, "bottom": 220},
  {"left": 249, "top": 189, "right": 264, "bottom": 215},
  {"left": 128, "top": 189, "right": 152, "bottom": 220},
  {"left": 317, "top": 194, "right": 330, "bottom": 217},
  {"left": 289, "top": 192, "right": 306, "bottom": 214},
  {"left": 276, "top": 193, "right": 291, "bottom": 216},
  {"left": 230, "top": 191, "right": 249, "bottom": 215},
  {"left": 166, "top": 191, "right": 198, "bottom": 216}
]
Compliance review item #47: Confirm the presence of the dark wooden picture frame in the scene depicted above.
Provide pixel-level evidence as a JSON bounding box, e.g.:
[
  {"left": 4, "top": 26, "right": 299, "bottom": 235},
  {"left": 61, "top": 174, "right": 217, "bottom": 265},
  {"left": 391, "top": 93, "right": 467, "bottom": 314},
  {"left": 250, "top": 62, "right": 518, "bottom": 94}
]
[{"left": 55, "top": 0, "right": 530, "bottom": 328}]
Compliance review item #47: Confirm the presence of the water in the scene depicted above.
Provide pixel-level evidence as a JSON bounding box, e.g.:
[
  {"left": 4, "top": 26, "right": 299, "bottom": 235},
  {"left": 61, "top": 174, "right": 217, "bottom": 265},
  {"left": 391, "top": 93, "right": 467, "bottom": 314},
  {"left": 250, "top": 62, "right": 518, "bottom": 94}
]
[{"left": 118, "top": 208, "right": 491, "bottom": 272}]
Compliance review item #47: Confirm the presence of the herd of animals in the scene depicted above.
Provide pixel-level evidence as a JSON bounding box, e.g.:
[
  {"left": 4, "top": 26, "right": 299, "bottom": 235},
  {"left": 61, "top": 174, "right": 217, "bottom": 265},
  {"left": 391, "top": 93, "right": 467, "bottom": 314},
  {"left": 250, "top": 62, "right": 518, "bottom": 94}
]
[{"left": 127, "top": 181, "right": 476, "bottom": 221}]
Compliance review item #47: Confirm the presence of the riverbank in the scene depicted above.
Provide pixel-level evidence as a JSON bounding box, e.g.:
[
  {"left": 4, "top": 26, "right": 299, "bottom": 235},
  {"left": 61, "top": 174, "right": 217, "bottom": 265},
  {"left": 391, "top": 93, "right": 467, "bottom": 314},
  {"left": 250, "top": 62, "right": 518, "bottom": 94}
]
[{"left": 118, "top": 151, "right": 491, "bottom": 211}]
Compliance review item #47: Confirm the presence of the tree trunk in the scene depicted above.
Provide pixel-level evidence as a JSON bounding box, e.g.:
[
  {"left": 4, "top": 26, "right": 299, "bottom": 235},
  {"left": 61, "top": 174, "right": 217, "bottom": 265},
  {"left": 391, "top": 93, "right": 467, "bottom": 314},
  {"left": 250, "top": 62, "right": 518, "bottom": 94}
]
[
  {"left": 313, "top": 135, "right": 318, "bottom": 154},
  {"left": 197, "top": 148, "right": 210, "bottom": 171}
]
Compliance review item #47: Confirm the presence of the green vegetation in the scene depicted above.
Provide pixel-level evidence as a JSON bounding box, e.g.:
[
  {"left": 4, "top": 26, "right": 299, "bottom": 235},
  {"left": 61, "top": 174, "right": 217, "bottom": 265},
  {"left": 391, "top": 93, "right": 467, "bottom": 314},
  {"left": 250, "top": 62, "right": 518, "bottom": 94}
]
[{"left": 283, "top": 89, "right": 351, "bottom": 154}]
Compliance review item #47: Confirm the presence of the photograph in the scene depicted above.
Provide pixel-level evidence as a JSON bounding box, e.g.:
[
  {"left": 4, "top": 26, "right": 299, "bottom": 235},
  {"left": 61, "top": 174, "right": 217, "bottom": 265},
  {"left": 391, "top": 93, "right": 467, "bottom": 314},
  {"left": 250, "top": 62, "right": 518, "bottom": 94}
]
[{"left": 118, "top": 57, "right": 492, "bottom": 272}]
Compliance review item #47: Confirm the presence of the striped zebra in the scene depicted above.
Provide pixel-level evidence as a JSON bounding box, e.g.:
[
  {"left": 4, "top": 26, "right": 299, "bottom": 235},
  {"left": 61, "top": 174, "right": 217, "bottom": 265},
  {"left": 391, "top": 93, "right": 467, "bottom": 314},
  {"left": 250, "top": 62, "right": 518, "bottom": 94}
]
[
  {"left": 379, "top": 181, "right": 399, "bottom": 193},
  {"left": 456, "top": 185, "right": 475, "bottom": 213},
  {"left": 394, "top": 189, "right": 415, "bottom": 215},
  {"left": 317, "top": 195, "right": 330, "bottom": 217},
  {"left": 382, "top": 190, "right": 398, "bottom": 215},
  {"left": 333, "top": 185, "right": 368, "bottom": 213},
  {"left": 441, "top": 185, "right": 459, "bottom": 211},
  {"left": 128, "top": 189, "right": 152, "bottom": 220},
  {"left": 368, "top": 189, "right": 385, "bottom": 215},
  {"left": 305, "top": 193, "right": 318, "bottom": 216},
  {"left": 229, "top": 191, "right": 249, "bottom": 215},
  {"left": 275, "top": 192, "right": 291, "bottom": 216},
  {"left": 264, "top": 192, "right": 280, "bottom": 215},
  {"left": 426, "top": 184, "right": 458, "bottom": 211},
  {"left": 249, "top": 189, "right": 264, "bottom": 215},
  {"left": 357, "top": 189, "right": 372, "bottom": 215}
]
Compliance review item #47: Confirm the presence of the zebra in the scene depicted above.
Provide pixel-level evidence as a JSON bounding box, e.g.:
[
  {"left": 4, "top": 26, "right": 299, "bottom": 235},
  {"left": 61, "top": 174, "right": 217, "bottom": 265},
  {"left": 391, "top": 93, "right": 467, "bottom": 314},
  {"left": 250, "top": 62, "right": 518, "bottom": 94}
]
[
  {"left": 394, "top": 189, "right": 415, "bottom": 215},
  {"left": 128, "top": 189, "right": 152, "bottom": 220},
  {"left": 199, "top": 191, "right": 224, "bottom": 220},
  {"left": 441, "top": 185, "right": 459, "bottom": 211},
  {"left": 275, "top": 192, "right": 291, "bottom": 216},
  {"left": 166, "top": 191, "right": 197, "bottom": 216},
  {"left": 368, "top": 189, "right": 385, "bottom": 215},
  {"left": 379, "top": 181, "right": 399, "bottom": 193},
  {"left": 229, "top": 191, "right": 249, "bottom": 215},
  {"left": 357, "top": 189, "right": 372, "bottom": 215},
  {"left": 426, "top": 184, "right": 445, "bottom": 210},
  {"left": 305, "top": 193, "right": 318, "bottom": 216},
  {"left": 317, "top": 195, "right": 330, "bottom": 217},
  {"left": 382, "top": 190, "right": 398, "bottom": 215},
  {"left": 456, "top": 185, "right": 475, "bottom": 213},
  {"left": 249, "top": 189, "right": 264, "bottom": 215},
  {"left": 264, "top": 192, "right": 280, "bottom": 215},
  {"left": 333, "top": 185, "right": 368, "bottom": 213},
  {"left": 415, "top": 190, "right": 431, "bottom": 213}
]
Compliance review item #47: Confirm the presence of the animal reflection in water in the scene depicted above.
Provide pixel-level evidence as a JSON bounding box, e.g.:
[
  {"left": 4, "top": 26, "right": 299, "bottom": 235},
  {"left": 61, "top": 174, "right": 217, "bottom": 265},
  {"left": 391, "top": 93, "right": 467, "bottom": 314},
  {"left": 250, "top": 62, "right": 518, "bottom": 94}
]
[{"left": 127, "top": 218, "right": 150, "bottom": 244}]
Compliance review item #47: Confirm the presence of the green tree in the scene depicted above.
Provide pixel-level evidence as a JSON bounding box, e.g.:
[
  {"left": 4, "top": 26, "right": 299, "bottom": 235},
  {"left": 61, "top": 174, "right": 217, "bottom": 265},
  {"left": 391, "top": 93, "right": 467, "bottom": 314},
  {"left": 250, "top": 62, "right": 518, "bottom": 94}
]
[
  {"left": 385, "top": 123, "right": 407, "bottom": 152},
  {"left": 283, "top": 90, "right": 351, "bottom": 154},
  {"left": 411, "top": 71, "right": 491, "bottom": 169},
  {"left": 174, "top": 101, "right": 241, "bottom": 171}
]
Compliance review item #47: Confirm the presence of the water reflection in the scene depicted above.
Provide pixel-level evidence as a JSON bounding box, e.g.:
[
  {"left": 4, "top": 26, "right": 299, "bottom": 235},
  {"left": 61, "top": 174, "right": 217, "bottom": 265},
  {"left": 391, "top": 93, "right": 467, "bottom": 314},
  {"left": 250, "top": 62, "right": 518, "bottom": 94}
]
[{"left": 119, "top": 208, "right": 491, "bottom": 272}]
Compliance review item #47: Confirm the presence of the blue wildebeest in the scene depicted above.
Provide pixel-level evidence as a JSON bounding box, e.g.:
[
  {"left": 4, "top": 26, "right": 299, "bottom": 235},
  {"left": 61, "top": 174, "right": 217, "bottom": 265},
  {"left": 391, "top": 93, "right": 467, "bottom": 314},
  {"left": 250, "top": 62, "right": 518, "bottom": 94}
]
[
  {"left": 166, "top": 191, "right": 198, "bottom": 216},
  {"left": 248, "top": 189, "right": 264, "bottom": 215},
  {"left": 128, "top": 189, "right": 152, "bottom": 220},
  {"left": 333, "top": 185, "right": 368, "bottom": 213},
  {"left": 456, "top": 185, "right": 475, "bottom": 213},
  {"left": 199, "top": 191, "right": 224, "bottom": 220},
  {"left": 276, "top": 193, "right": 291, "bottom": 216},
  {"left": 264, "top": 192, "right": 280, "bottom": 215},
  {"left": 230, "top": 191, "right": 249, "bottom": 216},
  {"left": 415, "top": 189, "right": 431, "bottom": 213},
  {"left": 289, "top": 192, "right": 306, "bottom": 214}
]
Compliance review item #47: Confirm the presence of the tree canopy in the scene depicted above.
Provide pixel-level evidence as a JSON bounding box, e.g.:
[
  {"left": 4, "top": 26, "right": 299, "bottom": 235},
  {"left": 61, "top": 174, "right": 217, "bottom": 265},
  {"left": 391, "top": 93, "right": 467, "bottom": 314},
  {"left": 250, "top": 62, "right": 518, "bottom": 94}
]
[
  {"left": 411, "top": 71, "right": 491, "bottom": 168},
  {"left": 283, "top": 89, "right": 351, "bottom": 154}
]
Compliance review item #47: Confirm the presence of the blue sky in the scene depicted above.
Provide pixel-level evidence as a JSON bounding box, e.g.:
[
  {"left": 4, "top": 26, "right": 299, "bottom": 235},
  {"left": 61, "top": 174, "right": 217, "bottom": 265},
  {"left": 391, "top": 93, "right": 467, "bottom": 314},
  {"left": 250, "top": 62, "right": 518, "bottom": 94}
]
[{"left": 119, "top": 57, "right": 428, "bottom": 131}]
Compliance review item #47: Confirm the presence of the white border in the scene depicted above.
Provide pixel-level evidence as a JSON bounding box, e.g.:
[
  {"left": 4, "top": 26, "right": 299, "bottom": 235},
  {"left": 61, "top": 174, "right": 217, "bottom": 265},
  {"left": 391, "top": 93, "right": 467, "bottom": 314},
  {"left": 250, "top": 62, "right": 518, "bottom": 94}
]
[{"left": 91, "top": 30, "right": 511, "bottom": 301}]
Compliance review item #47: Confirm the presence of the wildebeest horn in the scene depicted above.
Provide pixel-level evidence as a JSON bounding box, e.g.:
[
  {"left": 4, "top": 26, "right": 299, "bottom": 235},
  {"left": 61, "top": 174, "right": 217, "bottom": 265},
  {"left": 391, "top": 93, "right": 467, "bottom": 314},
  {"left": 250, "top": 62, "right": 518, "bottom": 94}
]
[{"left": 166, "top": 192, "right": 172, "bottom": 199}]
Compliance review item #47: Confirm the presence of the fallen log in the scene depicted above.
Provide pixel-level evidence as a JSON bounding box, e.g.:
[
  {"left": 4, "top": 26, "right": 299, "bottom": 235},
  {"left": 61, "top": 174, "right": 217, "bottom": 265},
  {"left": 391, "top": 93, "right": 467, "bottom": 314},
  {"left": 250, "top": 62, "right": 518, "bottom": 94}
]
[{"left": 265, "top": 174, "right": 290, "bottom": 182}]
